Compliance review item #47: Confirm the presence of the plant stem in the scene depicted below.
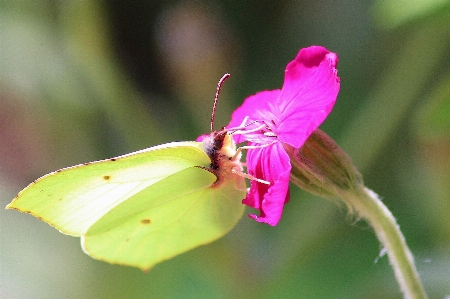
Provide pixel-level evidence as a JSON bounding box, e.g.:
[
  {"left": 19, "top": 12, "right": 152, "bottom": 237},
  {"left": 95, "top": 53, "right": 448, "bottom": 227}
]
[{"left": 348, "top": 186, "right": 428, "bottom": 299}]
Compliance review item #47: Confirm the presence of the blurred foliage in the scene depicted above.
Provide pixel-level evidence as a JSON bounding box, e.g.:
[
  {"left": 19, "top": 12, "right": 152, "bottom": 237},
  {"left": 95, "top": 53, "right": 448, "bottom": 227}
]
[{"left": 1, "top": 0, "right": 449, "bottom": 298}]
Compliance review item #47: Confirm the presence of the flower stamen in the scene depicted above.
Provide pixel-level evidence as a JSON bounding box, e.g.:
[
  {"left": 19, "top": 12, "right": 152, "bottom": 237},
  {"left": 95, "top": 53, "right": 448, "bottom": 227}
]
[
  {"left": 229, "top": 117, "right": 266, "bottom": 133},
  {"left": 263, "top": 132, "right": 277, "bottom": 137},
  {"left": 238, "top": 139, "right": 277, "bottom": 151},
  {"left": 232, "top": 123, "right": 267, "bottom": 135},
  {"left": 232, "top": 140, "right": 277, "bottom": 162},
  {"left": 232, "top": 169, "right": 270, "bottom": 185}
]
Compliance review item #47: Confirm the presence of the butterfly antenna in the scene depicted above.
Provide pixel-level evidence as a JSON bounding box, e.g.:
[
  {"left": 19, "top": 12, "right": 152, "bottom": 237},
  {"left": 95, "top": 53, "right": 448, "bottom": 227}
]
[{"left": 211, "top": 73, "right": 230, "bottom": 132}]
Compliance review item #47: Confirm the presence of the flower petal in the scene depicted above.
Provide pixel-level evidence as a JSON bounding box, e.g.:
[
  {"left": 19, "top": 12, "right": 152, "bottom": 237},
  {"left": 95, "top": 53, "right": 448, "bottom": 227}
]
[
  {"left": 196, "top": 134, "right": 208, "bottom": 142},
  {"left": 243, "top": 142, "right": 291, "bottom": 226},
  {"left": 227, "top": 90, "right": 281, "bottom": 144},
  {"left": 277, "top": 46, "right": 340, "bottom": 148}
]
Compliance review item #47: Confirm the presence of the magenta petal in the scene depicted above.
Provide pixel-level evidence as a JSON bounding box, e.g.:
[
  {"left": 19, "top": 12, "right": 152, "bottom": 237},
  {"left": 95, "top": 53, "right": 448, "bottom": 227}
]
[
  {"left": 282, "top": 46, "right": 338, "bottom": 94},
  {"left": 242, "top": 142, "right": 291, "bottom": 226},
  {"left": 196, "top": 134, "right": 209, "bottom": 142},
  {"left": 277, "top": 46, "right": 340, "bottom": 148},
  {"left": 227, "top": 90, "right": 281, "bottom": 144}
]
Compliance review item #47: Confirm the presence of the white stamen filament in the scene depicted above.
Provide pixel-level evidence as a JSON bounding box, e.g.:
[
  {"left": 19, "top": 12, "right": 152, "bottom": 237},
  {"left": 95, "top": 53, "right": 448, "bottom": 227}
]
[
  {"left": 232, "top": 140, "right": 277, "bottom": 161},
  {"left": 238, "top": 116, "right": 249, "bottom": 128},
  {"left": 239, "top": 139, "right": 278, "bottom": 150},
  {"left": 228, "top": 116, "right": 272, "bottom": 136},
  {"left": 233, "top": 123, "right": 267, "bottom": 136},
  {"left": 263, "top": 132, "right": 277, "bottom": 137},
  {"left": 232, "top": 169, "right": 270, "bottom": 185}
]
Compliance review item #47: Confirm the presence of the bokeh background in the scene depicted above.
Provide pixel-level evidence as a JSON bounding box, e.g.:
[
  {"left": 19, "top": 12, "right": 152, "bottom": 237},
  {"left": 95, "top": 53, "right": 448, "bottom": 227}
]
[{"left": 1, "top": 0, "right": 449, "bottom": 298}]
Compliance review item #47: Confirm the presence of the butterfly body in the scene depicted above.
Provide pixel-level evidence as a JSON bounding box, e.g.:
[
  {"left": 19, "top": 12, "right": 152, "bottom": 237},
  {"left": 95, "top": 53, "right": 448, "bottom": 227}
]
[{"left": 201, "top": 130, "right": 243, "bottom": 189}]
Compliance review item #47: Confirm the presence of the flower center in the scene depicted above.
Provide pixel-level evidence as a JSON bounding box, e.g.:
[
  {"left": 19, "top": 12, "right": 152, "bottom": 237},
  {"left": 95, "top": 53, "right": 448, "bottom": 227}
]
[{"left": 234, "top": 117, "right": 278, "bottom": 145}]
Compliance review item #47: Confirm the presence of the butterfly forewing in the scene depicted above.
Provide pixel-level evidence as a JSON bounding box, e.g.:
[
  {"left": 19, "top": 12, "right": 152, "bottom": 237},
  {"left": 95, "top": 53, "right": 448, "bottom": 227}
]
[{"left": 7, "top": 142, "right": 211, "bottom": 236}]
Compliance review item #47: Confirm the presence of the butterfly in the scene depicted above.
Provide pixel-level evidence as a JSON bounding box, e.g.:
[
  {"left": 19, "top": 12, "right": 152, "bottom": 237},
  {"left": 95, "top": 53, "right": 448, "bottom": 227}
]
[{"left": 6, "top": 74, "right": 248, "bottom": 271}]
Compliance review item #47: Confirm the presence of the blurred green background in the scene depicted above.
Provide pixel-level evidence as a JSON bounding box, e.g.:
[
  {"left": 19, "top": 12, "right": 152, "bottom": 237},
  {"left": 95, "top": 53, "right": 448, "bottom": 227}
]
[{"left": 1, "top": 0, "right": 449, "bottom": 298}]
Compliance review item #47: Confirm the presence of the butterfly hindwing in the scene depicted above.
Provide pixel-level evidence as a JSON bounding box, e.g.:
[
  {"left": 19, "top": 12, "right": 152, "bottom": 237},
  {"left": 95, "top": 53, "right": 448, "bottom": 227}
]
[{"left": 83, "top": 166, "right": 245, "bottom": 271}]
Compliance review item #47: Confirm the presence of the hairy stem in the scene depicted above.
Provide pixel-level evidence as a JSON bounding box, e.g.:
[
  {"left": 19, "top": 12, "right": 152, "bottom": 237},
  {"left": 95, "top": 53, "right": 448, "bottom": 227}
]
[{"left": 348, "top": 186, "right": 428, "bottom": 299}]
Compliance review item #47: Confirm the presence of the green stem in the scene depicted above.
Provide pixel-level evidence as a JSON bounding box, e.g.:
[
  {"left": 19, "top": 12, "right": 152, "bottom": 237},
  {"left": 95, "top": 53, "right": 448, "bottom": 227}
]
[
  {"left": 288, "top": 129, "right": 428, "bottom": 297},
  {"left": 348, "top": 186, "right": 428, "bottom": 299}
]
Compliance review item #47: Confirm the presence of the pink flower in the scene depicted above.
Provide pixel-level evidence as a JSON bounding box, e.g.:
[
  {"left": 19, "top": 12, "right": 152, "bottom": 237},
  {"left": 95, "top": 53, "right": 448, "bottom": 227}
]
[{"left": 228, "top": 46, "right": 340, "bottom": 226}]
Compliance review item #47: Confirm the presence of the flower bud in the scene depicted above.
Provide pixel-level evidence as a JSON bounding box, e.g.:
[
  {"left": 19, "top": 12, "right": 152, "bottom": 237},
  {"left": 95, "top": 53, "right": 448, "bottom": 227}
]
[{"left": 285, "top": 129, "right": 363, "bottom": 201}]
